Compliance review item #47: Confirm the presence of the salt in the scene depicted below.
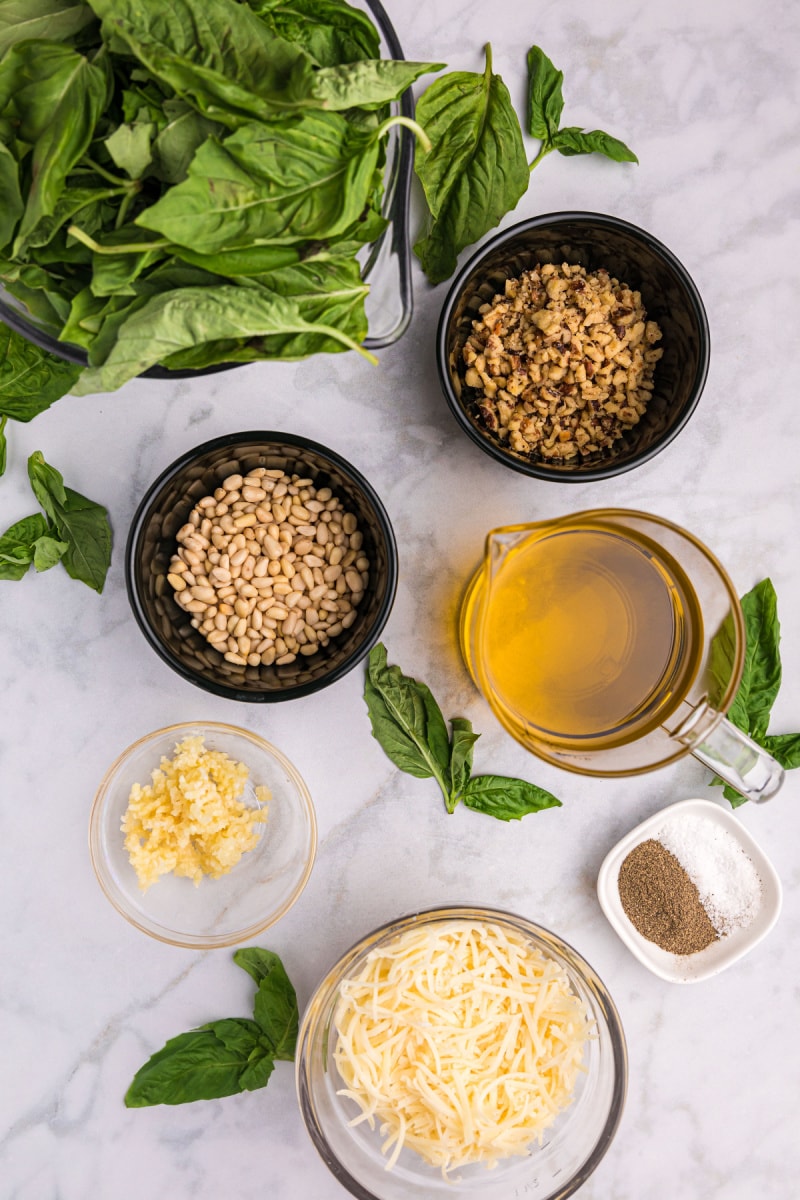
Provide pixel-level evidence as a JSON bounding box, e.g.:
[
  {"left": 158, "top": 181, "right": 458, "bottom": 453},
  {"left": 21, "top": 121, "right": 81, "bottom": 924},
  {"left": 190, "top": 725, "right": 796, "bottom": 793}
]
[{"left": 657, "top": 813, "right": 762, "bottom": 936}]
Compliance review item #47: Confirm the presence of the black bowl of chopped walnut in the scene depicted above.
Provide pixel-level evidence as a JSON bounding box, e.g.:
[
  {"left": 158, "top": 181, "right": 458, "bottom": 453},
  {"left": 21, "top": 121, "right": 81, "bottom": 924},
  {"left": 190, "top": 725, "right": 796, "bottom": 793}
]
[{"left": 436, "top": 212, "right": 709, "bottom": 481}]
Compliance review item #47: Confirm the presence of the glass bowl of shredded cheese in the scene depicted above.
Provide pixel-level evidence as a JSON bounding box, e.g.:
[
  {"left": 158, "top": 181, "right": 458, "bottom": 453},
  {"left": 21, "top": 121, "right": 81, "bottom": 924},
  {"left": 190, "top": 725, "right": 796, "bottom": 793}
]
[
  {"left": 296, "top": 906, "right": 627, "bottom": 1200},
  {"left": 89, "top": 722, "right": 316, "bottom": 949}
]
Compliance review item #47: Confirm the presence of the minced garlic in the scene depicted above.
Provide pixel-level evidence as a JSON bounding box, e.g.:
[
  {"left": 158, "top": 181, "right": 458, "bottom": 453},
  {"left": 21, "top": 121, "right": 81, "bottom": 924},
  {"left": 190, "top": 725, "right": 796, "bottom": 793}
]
[{"left": 121, "top": 735, "right": 269, "bottom": 891}]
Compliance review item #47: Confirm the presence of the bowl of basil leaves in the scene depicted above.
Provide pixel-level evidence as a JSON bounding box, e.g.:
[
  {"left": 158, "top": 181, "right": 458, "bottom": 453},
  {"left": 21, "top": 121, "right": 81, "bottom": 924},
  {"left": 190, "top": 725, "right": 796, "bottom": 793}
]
[
  {"left": 437, "top": 211, "right": 710, "bottom": 481},
  {"left": 0, "top": 0, "right": 437, "bottom": 393}
]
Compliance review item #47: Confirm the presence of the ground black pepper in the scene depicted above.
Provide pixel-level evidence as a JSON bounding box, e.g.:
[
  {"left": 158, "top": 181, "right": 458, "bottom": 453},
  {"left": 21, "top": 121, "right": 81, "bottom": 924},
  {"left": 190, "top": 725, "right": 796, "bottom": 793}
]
[{"left": 618, "top": 839, "right": 719, "bottom": 955}]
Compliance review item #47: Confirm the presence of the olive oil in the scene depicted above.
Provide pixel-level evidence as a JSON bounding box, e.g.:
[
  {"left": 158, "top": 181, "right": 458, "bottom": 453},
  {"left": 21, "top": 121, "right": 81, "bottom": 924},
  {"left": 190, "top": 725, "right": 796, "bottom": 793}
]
[{"left": 476, "top": 522, "right": 703, "bottom": 750}]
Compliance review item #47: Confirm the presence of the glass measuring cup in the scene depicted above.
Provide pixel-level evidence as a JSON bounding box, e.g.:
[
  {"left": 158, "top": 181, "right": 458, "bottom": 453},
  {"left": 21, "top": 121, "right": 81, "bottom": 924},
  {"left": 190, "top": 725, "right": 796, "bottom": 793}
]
[{"left": 459, "top": 509, "right": 783, "bottom": 802}]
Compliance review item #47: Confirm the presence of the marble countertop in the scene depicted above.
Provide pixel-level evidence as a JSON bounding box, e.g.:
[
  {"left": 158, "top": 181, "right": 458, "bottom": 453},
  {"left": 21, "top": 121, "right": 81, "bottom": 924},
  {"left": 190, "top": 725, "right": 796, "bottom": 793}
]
[{"left": 2, "top": 1, "right": 798, "bottom": 1197}]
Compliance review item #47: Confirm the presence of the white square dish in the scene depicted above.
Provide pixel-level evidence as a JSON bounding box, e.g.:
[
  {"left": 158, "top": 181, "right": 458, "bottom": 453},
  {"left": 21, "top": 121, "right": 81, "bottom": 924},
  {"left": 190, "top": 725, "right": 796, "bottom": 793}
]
[{"left": 596, "top": 797, "right": 782, "bottom": 983}]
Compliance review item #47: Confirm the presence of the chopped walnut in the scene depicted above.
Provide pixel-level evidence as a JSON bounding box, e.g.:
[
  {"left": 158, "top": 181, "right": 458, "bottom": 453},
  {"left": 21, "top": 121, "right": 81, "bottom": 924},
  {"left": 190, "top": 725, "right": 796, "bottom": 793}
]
[{"left": 462, "top": 262, "right": 663, "bottom": 461}]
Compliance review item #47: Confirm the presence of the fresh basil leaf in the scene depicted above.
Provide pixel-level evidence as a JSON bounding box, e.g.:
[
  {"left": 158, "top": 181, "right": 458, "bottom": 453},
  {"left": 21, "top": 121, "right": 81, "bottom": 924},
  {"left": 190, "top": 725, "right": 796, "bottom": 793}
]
[
  {"left": 238, "top": 1046, "right": 276, "bottom": 1091},
  {"left": 105, "top": 121, "right": 155, "bottom": 180},
  {"left": 0, "top": 42, "right": 108, "bottom": 254},
  {"left": 90, "top": 0, "right": 316, "bottom": 127},
  {"left": 22, "top": 186, "right": 124, "bottom": 251},
  {"left": 136, "top": 112, "right": 384, "bottom": 254},
  {"left": 124, "top": 1019, "right": 264, "bottom": 1107},
  {"left": 462, "top": 774, "right": 562, "bottom": 822},
  {"left": 761, "top": 732, "right": 800, "bottom": 770},
  {"left": 365, "top": 643, "right": 452, "bottom": 794},
  {"left": 0, "top": 0, "right": 95, "bottom": 53},
  {"left": 413, "top": 44, "right": 529, "bottom": 285},
  {"left": 707, "top": 611, "right": 737, "bottom": 711},
  {"left": 234, "top": 949, "right": 299, "bottom": 1062},
  {"left": 526, "top": 45, "right": 563, "bottom": 140},
  {"left": 728, "top": 578, "right": 782, "bottom": 740},
  {"left": 552, "top": 126, "right": 638, "bottom": 163},
  {"left": 161, "top": 257, "right": 370, "bottom": 368},
  {"left": 242, "top": 0, "right": 380, "bottom": 68},
  {"left": 447, "top": 717, "right": 479, "bottom": 810},
  {"left": 33, "top": 533, "right": 68, "bottom": 571},
  {"left": 721, "top": 783, "right": 749, "bottom": 808},
  {"left": 151, "top": 104, "right": 224, "bottom": 184},
  {"left": 0, "top": 512, "right": 49, "bottom": 580},
  {"left": 0, "top": 142, "right": 23, "bottom": 252},
  {"left": 310, "top": 59, "right": 444, "bottom": 111},
  {"left": 0, "top": 414, "right": 6, "bottom": 477},
  {"left": 0, "top": 323, "right": 82, "bottom": 421},
  {"left": 27, "top": 451, "right": 112, "bottom": 592},
  {"left": 73, "top": 281, "right": 374, "bottom": 394}
]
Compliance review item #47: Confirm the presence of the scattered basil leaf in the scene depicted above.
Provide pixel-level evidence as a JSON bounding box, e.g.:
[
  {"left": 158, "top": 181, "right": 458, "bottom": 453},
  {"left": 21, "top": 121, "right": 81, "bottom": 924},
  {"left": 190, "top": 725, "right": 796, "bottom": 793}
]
[
  {"left": 0, "top": 414, "right": 6, "bottom": 477},
  {"left": 413, "top": 44, "right": 528, "bottom": 285},
  {"left": 124, "top": 1020, "right": 266, "bottom": 1107},
  {"left": 365, "top": 642, "right": 452, "bottom": 794},
  {"left": 238, "top": 950, "right": 299, "bottom": 1062},
  {"left": 462, "top": 774, "right": 562, "bottom": 822},
  {"left": 727, "top": 578, "right": 782, "bottom": 740},
  {"left": 0, "top": 512, "right": 49, "bottom": 580},
  {"left": 27, "top": 450, "right": 112, "bottom": 591},
  {"left": 707, "top": 579, "right": 799, "bottom": 806},
  {"left": 551, "top": 126, "right": 638, "bottom": 163},
  {"left": 125, "top": 947, "right": 296, "bottom": 1108},
  {"left": 447, "top": 717, "right": 480, "bottom": 811},
  {"left": 365, "top": 644, "right": 562, "bottom": 821},
  {"left": 32, "top": 532, "right": 68, "bottom": 571},
  {"left": 761, "top": 733, "right": 800, "bottom": 770},
  {"left": 525, "top": 44, "right": 638, "bottom": 170},
  {"left": 526, "top": 45, "right": 563, "bottom": 140},
  {"left": 0, "top": 322, "right": 82, "bottom": 421}
]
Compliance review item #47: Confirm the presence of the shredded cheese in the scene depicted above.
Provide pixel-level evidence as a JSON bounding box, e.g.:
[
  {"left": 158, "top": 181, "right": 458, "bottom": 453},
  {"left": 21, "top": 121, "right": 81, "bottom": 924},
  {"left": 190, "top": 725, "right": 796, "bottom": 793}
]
[
  {"left": 121, "top": 735, "right": 269, "bottom": 891},
  {"left": 333, "top": 919, "right": 590, "bottom": 1173}
]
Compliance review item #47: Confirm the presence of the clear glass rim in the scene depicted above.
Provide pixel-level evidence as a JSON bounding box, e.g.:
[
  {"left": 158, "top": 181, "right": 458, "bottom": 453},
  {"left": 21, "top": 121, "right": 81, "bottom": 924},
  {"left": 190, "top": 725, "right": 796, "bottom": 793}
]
[
  {"left": 88, "top": 720, "right": 317, "bottom": 949},
  {"left": 295, "top": 904, "right": 628, "bottom": 1200}
]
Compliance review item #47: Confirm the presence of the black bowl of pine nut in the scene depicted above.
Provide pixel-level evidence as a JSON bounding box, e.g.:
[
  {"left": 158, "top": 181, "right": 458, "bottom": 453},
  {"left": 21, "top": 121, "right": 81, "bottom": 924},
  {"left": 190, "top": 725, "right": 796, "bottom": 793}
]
[
  {"left": 437, "top": 212, "right": 709, "bottom": 481},
  {"left": 126, "top": 432, "right": 398, "bottom": 701}
]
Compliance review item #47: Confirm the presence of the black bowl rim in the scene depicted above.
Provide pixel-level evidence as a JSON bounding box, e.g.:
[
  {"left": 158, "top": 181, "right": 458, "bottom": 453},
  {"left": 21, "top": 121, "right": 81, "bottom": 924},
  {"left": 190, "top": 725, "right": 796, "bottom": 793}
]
[
  {"left": 436, "top": 210, "right": 711, "bottom": 483},
  {"left": 125, "top": 430, "right": 398, "bottom": 702}
]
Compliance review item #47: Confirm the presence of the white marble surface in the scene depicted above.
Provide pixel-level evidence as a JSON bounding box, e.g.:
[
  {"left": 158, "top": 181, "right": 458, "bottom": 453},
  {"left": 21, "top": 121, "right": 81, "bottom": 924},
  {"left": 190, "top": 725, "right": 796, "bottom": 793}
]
[{"left": 2, "top": 1, "right": 799, "bottom": 1197}]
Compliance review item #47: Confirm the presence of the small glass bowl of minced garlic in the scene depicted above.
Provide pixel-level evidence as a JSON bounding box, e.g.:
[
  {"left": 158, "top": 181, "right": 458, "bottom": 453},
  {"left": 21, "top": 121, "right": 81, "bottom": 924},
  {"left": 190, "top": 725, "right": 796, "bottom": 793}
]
[{"left": 90, "top": 721, "right": 317, "bottom": 948}]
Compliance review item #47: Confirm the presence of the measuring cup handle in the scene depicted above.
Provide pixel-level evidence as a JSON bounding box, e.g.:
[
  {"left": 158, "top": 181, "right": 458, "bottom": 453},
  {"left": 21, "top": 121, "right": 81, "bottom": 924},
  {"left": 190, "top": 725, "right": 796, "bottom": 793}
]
[{"left": 673, "top": 706, "right": 784, "bottom": 803}]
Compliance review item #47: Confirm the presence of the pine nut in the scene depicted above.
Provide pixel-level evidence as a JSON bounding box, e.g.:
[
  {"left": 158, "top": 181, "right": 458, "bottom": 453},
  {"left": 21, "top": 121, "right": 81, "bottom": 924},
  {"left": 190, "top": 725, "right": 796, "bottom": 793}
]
[
  {"left": 242, "top": 486, "right": 267, "bottom": 502},
  {"left": 167, "top": 573, "right": 187, "bottom": 591}
]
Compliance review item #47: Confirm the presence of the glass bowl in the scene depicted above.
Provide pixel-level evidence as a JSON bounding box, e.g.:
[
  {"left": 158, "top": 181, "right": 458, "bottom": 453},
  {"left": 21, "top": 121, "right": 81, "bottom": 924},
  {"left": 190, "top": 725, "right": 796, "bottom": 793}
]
[
  {"left": 125, "top": 431, "right": 398, "bottom": 702},
  {"left": 0, "top": 0, "right": 415, "bottom": 375},
  {"left": 437, "top": 211, "right": 710, "bottom": 481},
  {"left": 89, "top": 721, "right": 316, "bottom": 948},
  {"left": 296, "top": 906, "right": 627, "bottom": 1200}
]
